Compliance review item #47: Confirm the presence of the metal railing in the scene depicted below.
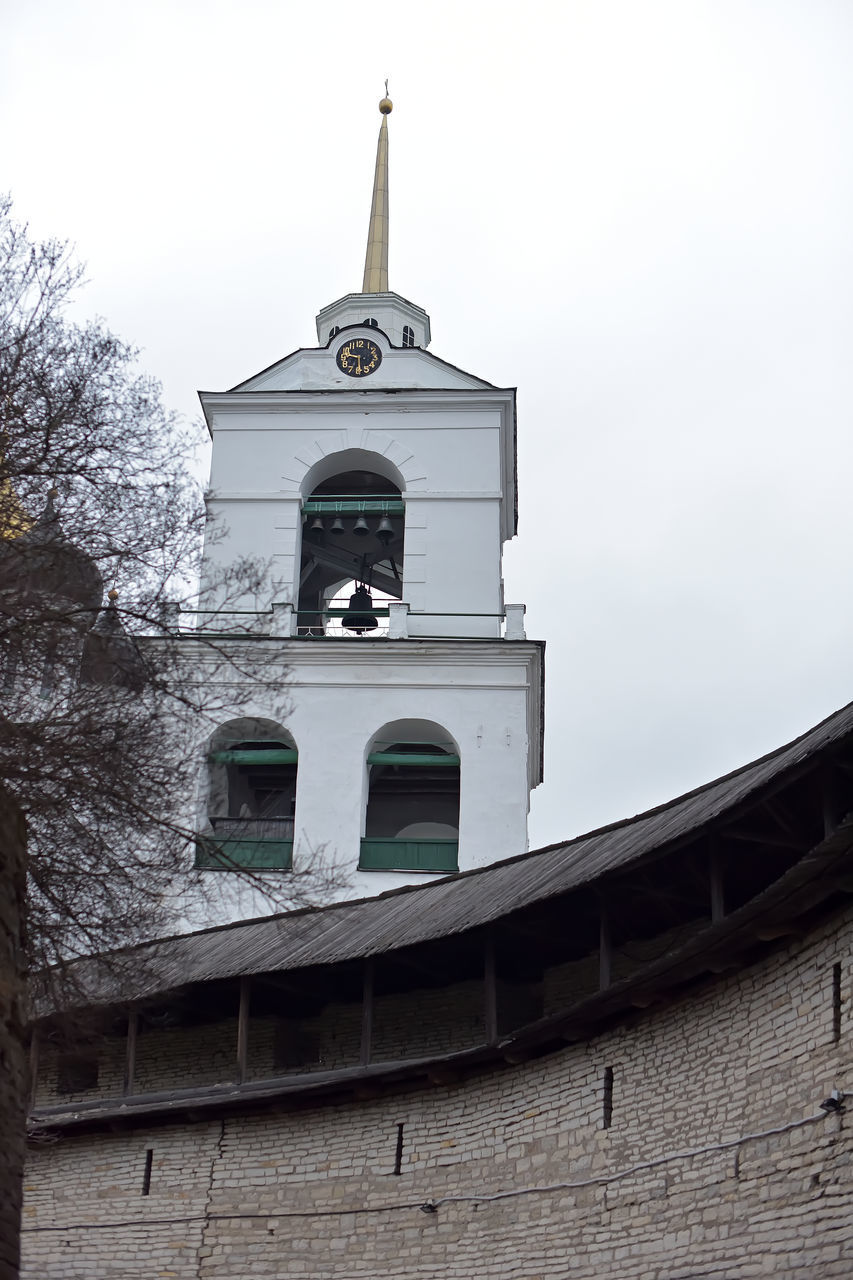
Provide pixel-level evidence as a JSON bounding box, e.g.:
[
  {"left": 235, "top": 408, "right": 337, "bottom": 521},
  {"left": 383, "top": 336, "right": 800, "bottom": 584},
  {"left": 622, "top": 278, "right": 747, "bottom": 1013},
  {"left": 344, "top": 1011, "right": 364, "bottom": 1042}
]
[
  {"left": 209, "top": 816, "right": 295, "bottom": 839},
  {"left": 173, "top": 602, "right": 526, "bottom": 641}
]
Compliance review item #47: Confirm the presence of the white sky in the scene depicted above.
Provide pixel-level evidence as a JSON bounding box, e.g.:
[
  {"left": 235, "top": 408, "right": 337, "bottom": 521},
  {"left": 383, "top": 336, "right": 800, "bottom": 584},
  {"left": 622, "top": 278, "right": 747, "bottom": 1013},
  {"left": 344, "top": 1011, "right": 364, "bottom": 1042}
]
[{"left": 3, "top": 0, "right": 852, "bottom": 849}]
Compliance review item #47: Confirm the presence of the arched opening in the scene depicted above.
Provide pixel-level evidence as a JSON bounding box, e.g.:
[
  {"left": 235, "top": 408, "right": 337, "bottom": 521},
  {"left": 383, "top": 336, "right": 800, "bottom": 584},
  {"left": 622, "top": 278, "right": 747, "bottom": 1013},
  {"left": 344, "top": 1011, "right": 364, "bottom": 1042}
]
[
  {"left": 297, "top": 453, "right": 405, "bottom": 637},
  {"left": 360, "top": 720, "right": 460, "bottom": 873},
  {"left": 402, "top": 325, "right": 415, "bottom": 348},
  {"left": 196, "top": 717, "right": 297, "bottom": 870}
]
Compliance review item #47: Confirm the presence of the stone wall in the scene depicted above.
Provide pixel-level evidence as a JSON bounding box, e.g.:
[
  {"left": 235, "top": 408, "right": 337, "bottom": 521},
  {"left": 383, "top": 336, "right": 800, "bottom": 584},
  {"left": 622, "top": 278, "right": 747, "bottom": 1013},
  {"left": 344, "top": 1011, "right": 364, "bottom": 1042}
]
[{"left": 21, "top": 905, "right": 853, "bottom": 1278}]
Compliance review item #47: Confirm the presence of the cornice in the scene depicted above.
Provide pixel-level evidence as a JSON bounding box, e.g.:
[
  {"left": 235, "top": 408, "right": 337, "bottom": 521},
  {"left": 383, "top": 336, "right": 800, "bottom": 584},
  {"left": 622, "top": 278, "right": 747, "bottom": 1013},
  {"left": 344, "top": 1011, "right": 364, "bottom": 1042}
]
[
  {"left": 200, "top": 388, "right": 515, "bottom": 415},
  {"left": 170, "top": 635, "right": 543, "bottom": 671},
  {"left": 206, "top": 491, "right": 505, "bottom": 503}
]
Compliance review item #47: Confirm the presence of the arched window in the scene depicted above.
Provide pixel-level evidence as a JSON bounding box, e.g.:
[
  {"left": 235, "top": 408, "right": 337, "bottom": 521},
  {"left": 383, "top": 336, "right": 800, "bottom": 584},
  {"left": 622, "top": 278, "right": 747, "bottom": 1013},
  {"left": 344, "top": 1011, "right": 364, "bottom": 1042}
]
[
  {"left": 402, "top": 325, "right": 415, "bottom": 348},
  {"left": 364, "top": 317, "right": 378, "bottom": 328},
  {"left": 197, "top": 718, "right": 297, "bottom": 870},
  {"left": 329, "top": 325, "right": 340, "bottom": 340},
  {"left": 297, "top": 454, "right": 405, "bottom": 637},
  {"left": 360, "top": 721, "right": 460, "bottom": 873}
]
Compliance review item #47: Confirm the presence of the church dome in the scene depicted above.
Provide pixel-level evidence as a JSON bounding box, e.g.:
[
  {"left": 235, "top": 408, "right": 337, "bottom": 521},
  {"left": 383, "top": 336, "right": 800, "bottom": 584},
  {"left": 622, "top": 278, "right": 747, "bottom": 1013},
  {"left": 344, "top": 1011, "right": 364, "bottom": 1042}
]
[
  {"left": 0, "top": 489, "right": 104, "bottom": 619},
  {"left": 79, "top": 589, "right": 146, "bottom": 689}
]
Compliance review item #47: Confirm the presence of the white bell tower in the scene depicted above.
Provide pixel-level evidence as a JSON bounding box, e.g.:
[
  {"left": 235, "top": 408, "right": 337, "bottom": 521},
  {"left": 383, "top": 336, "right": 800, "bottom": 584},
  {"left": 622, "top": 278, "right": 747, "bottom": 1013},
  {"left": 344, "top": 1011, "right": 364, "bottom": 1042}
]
[{"left": 192, "top": 93, "right": 544, "bottom": 911}]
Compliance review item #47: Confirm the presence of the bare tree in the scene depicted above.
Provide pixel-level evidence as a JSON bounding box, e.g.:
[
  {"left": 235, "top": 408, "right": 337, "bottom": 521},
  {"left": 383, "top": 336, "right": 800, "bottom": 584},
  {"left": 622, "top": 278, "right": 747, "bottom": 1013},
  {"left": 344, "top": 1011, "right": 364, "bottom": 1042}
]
[{"left": 0, "top": 198, "right": 335, "bottom": 1279}]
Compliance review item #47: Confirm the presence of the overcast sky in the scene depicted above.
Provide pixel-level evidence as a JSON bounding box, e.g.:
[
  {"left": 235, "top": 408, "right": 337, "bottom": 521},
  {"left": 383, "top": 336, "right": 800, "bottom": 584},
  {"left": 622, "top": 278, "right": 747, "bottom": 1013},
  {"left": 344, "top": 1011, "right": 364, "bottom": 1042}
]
[{"left": 3, "top": 0, "right": 852, "bottom": 849}]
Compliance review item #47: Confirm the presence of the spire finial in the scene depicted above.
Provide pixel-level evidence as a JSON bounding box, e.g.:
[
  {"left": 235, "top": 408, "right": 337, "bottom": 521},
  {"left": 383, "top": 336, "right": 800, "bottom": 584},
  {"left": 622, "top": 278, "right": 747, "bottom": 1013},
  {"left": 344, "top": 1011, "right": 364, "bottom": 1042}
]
[{"left": 362, "top": 88, "right": 392, "bottom": 293}]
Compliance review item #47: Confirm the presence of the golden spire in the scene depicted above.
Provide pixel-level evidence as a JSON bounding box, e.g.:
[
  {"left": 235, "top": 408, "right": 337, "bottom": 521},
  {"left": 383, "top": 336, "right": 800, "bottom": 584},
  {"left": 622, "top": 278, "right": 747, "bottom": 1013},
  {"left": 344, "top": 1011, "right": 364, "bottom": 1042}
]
[{"left": 362, "top": 85, "right": 393, "bottom": 294}]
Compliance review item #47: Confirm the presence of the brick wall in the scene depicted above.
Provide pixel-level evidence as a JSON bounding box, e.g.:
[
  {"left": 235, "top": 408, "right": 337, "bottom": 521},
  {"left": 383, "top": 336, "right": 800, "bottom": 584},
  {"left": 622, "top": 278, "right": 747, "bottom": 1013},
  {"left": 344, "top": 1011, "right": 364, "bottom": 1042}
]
[{"left": 21, "top": 905, "right": 853, "bottom": 1278}]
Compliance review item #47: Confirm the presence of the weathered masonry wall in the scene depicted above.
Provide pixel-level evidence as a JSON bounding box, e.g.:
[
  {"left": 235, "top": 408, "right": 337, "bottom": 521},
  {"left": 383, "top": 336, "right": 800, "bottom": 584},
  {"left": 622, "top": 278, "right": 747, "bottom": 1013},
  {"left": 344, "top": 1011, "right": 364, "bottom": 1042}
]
[{"left": 22, "top": 907, "right": 853, "bottom": 1279}]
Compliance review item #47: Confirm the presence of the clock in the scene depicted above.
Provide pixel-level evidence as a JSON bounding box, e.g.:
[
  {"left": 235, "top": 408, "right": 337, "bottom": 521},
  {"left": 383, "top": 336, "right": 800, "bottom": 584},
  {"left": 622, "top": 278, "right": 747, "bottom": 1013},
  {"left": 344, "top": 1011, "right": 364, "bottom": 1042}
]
[{"left": 336, "top": 337, "right": 382, "bottom": 378}]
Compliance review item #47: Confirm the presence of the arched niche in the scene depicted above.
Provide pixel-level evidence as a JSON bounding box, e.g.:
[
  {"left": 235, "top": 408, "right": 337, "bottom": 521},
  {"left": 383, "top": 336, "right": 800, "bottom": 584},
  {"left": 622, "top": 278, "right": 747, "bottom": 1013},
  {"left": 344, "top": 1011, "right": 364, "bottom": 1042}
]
[
  {"left": 298, "top": 450, "right": 406, "bottom": 636},
  {"left": 300, "top": 448, "right": 406, "bottom": 499},
  {"left": 360, "top": 719, "right": 460, "bottom": 873},
  {"left": 198, "top": 717, "right": 298, "bottom": 871}
]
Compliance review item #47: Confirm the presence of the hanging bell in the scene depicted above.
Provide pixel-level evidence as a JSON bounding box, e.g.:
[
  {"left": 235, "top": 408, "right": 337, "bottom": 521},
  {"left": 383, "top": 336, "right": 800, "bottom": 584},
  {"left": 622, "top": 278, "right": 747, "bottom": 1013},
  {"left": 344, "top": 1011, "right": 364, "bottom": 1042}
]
[
  {"left": 353, "top": 515, "right": 370, "bottom": 537},
  {"left": 330, "top": 516, "right": 345, "bottom": 535},
  {"left": 309, "top": 516, "right": 324, "bottom": 541},
  {"left": 342, "top": 585, "right": 378, "bottom": 633},
  {"left": 376, "top": 515, "right": 393, "bottom": 547}
]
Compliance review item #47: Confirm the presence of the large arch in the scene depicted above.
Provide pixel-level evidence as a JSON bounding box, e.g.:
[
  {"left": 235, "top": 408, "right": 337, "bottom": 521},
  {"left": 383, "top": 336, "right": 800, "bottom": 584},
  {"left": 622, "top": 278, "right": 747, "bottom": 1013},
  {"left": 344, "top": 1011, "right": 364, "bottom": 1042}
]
[
  {"left": 297, "top": 450, "right": 407, "bottom": 636},
  {"left": 197, "top": 716, "right": 298, "bottom": 871},
  {"left": 360, "top": 719, "right": 460, "bottom": 873},
  {"left": 299, "top": 448, "right": 407, "bottom": 499}
]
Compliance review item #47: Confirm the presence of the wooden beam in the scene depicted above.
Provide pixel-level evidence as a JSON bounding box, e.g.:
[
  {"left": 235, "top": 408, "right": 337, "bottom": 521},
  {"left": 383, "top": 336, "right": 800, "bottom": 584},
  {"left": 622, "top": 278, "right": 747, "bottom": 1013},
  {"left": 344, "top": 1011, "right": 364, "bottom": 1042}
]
[
  {"left": 484, "top": 931, "right": 498, "bottom": 1046},
  {"left": 754, "top": 924, "right": 802, "bottom": 941},
  {"left": 236, "top": 977, "right": 251, "bottom": 1084},
  {"left": 822, "top": 765, "right": 839, "bottom": 839},
  {"left": 302, "top": 542, "right": 403, "bottom": 599},
  {"left": 599, "top": 902, "right": 612, "bottom": 992},
  {"left": 723, "top": 828, "right": 807, "bottom": 850},
  {"left": 299, "top": 556, "right": 319, "bottom": 587},
  {"left": 123, "top": 1011, "right": 138, "bottom": 1096},
  {"left": 709, "top": 839, "right": 725, "bottom": 924},
  {"left": 360, "top": 958, "right": 374, "bottom": 1067},
  {"left": 762, "top": 797, "right": 802, "bottom": 838}
]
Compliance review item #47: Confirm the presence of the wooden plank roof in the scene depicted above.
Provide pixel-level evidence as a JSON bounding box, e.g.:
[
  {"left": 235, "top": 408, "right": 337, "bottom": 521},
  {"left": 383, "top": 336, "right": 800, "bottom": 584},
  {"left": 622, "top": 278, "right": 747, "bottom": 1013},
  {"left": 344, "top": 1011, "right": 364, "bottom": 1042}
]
[{"left": 66, "top": 699, "right": 853, "bottom": 1008}]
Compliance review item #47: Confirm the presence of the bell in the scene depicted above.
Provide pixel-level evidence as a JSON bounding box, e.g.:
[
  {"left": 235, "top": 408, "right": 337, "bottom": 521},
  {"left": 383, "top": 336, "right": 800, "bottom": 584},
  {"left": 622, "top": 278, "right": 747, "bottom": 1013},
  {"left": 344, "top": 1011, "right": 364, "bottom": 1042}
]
[
  {"left": 309, "top": 516, "right": 324, "bottom": 541},
  {"left": 342, "top": 586, "right": 378, "bottom": 633},
  {"left": 376, "top": 515, "right": 393, "bottom": 546},
  {"left": 353, "top": 515, "right": 370, "bottom": 537},
  {"left": 330, "top": 517, "right": 345, "bottom": 535}
]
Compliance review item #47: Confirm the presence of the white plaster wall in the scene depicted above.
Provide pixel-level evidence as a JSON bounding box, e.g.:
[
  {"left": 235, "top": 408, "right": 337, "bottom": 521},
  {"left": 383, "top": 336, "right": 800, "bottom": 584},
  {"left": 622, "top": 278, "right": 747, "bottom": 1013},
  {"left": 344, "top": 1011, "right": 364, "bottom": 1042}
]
[
  {"left": 202, "top": 406, "right": 508, "bottom": 624},
  {"left": 288, "top": 677, "right": 530, "bottom": 868},
  {"left": 177, "top": 641, "right": 538, "bottom": 928},
  {"left": 405, "top": 497, "right": 502, "bottom": 637}
]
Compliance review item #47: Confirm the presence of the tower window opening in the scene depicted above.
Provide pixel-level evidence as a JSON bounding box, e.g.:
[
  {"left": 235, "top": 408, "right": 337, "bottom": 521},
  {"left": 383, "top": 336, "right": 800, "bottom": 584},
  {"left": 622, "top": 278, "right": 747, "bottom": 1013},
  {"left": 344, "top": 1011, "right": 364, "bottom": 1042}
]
[
  {"left": 198, "top": 726, "right": 297, "bottom": 870},
  {"left": 832, "top": 962, "right": 842, "bottom": 1042},
  {"left": 361, "top": 734, "right": 460, "bottom": 873},
  {"left": 402, "top": 325, "right": 415, "bottom": 348},
  {"left": 329, "top": 325, "right": 340, "bottom": 340},
  {"left": 602, "top": 1066, "right": 614, "bottom": 1129},
  {"left": 364, "top": 317, "right": 378, "bottom": 327},
  {"left": 297, "top": 463, "right": 405, "bottom": 637},
  {"left": 141, "top": 1149, "right": 154, "bottom": 1196}
]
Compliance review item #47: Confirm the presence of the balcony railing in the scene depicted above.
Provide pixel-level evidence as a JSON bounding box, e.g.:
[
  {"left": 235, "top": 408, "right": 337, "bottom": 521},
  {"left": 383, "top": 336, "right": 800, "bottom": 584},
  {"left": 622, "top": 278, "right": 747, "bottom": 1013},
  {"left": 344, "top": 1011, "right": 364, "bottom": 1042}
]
[
  {"left": 195, "top": 817, "right": 294, "bottom": 870},
  {"left": 174, "top": 602, "right": 527, "bottom": 641},
  {"left": 359, "top": 837, "right": 459, "bottom": 873}
]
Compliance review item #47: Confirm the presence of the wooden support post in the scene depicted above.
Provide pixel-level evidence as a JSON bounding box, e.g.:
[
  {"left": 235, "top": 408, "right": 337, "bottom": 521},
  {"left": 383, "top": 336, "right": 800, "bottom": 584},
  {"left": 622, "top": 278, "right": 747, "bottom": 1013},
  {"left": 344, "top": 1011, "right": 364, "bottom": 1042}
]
[
  {"left": 709, "top": 838, "right": 725, "bottom": 924},
  {"left": 123, "top": 1010, "right": 138, "bottom": 1096},
  {"left": 822, "top": 764, "right": 838, "bottom": 839},
  {"left": 236, "top": 977, "right": 251, "bottom": 1084},
  {"left": 28, "top": 1028, "right": 39, "bottom": 1113},
  {"left": 599, "top": 901, "right": 611, "bottom": 991},
  {"left": 484, "top": 930, "right": 498, "bottom": 1045},
  {"left": 360, "top": 958, "right": 374, "bottom": 1067}
]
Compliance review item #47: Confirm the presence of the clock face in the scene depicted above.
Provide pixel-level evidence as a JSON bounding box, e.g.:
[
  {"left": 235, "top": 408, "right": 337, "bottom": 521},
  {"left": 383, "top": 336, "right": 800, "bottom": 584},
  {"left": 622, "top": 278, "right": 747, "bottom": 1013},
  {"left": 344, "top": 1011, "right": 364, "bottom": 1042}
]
[{"left": 336, "top": 337, "right": 382, "bottom": 378}]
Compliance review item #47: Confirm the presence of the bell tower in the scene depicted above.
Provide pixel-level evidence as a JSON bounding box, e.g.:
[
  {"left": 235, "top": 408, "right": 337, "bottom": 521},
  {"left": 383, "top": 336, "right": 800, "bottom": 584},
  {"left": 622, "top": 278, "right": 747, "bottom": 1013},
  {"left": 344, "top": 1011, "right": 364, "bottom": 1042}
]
[{"left": 193, "top": 94, "right": 544, "bottom": 911}]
